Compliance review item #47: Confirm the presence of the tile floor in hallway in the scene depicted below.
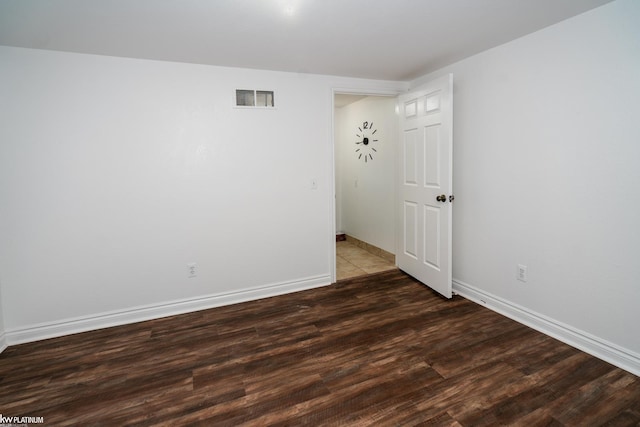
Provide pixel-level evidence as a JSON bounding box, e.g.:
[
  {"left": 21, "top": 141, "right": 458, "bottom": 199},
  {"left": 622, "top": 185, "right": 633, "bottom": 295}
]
[{"left": 336, "top": 240, "right": 397, "bottom": 280}]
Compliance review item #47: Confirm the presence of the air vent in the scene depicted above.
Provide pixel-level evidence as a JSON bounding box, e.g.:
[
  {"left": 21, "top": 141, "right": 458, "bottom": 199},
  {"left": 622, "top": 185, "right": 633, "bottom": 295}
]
[{"left": 235, "top": 89, "right": 275, "bottom": 107}]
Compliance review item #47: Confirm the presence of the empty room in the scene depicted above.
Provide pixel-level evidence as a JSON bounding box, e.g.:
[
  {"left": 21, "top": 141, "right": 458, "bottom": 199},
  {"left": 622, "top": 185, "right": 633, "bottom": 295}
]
[{"left": 0, "top": 0, "right": 639, "bottom": 425}]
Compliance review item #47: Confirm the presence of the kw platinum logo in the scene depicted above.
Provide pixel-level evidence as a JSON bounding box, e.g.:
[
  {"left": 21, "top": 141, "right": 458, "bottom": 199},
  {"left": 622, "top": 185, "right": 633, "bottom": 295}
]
[{"left": 0, "top": 414, "right": 45, "bottom": 425}]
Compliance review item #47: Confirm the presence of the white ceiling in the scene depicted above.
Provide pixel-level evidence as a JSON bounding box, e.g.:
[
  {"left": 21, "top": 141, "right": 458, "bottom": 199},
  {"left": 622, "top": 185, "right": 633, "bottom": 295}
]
[{"left": 0, "top": 0, "right": 614, "bottom": 81}]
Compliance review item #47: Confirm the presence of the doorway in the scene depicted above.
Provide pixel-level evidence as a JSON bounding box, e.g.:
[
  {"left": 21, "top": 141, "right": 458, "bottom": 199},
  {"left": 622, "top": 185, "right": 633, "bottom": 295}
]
[
  {"left": 332, "top": 75, "right": 453, "bottom": 295},
  {"left": 333, "top": 92, "right": 398, "bottom": 280}
]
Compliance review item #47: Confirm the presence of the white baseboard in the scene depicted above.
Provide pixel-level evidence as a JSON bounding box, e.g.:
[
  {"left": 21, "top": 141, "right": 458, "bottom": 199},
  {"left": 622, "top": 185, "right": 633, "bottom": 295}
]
[
  {"left": 5, "top": 274, "right": 332, "bottom": 347},
  {"left": 0, "top": 331, "right": 7, "bottom": 353},
  {"left": 453, "top": 278, "right": 640, "bottom": 377}
]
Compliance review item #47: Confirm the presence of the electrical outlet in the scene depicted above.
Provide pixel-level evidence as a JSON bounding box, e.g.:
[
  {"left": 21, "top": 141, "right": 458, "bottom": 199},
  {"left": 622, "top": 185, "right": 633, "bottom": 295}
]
[
  {"left": 187, "top": 262, "right": 198, "bottom": 278},
  {"left": 517, "top": 264, "right": 527, "bottom": 282}
]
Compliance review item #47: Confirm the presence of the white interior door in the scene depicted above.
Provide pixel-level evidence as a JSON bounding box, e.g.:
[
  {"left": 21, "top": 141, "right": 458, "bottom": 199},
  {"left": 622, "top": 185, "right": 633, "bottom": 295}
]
[{"left": 397, "top": 74, "right": 453, "bottom": 298}]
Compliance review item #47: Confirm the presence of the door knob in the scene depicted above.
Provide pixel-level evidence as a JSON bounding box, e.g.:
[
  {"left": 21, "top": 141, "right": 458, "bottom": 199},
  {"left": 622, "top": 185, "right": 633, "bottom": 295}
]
[{"left": 436, "top": 194, "right": 447, "bottom": 202}]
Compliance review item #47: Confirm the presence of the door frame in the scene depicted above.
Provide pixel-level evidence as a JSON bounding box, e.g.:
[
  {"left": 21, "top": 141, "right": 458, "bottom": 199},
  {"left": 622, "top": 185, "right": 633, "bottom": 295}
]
[{"left": 330, "top": 87, "right": 402, "bottom": 283}]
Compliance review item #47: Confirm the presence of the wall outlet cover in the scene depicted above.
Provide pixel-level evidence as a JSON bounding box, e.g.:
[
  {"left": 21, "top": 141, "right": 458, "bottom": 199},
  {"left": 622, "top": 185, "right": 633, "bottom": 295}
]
[
  {"left": 517, "top": 264, "right": 527, "bottom": 282},
  {"left": 187, "top": 262, "right": 198, "bottom": 278}
]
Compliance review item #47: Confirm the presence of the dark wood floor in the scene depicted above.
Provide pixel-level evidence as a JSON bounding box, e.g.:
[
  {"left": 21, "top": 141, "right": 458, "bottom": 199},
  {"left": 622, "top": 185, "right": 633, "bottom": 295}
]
[{"left": 1, "top": 270, "right": 639, "bottom": 426}]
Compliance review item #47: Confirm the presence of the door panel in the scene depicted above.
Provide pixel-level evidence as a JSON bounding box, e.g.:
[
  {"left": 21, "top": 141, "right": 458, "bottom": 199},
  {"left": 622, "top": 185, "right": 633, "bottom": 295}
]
[
  {"left": 424, "top": 125, "right": 441, "bottom": 187},
  {"left": 424, "top": 205, "right": 441, "bottom": 270},
  {"left": 403, "top": 201, "right": 418, "bottom": 259},
  {"left": 403, "top": 128, "right": 418, "bottom": 185},
  {"left": 397, "top": 74, "right": 453, "bottom": 298}
]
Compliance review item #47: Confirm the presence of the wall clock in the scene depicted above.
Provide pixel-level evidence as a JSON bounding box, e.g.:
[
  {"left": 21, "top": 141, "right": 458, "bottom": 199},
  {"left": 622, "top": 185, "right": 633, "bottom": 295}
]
[{"left": 355, "top": 121, "right": 378, "bottom": 163}]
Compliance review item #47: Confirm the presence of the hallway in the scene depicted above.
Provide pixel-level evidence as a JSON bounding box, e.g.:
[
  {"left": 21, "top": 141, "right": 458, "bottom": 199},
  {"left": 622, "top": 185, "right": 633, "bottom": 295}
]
[{"left": 336, "top": 239, "right": 396, "bottom": 281}]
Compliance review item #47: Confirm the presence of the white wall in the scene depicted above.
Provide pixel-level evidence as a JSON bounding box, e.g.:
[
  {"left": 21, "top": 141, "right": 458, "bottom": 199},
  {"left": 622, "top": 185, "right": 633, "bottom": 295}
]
[
  {"left": 0, "top": 46, "right": 404, "bottom": 342},
  {"left": 335, "top": 97, "right": 397, "bottom": 253},
  {"left": 413, "top": 0, "right": 640, "bottom": 370}
]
